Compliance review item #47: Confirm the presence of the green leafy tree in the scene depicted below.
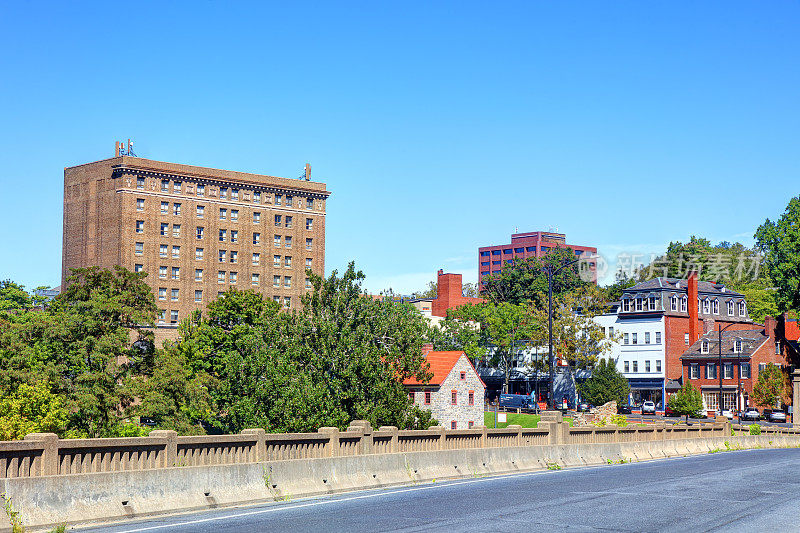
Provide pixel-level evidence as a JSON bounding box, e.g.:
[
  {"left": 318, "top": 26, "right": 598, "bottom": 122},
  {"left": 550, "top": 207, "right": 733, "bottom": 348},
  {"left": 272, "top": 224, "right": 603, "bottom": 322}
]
[
  {"left": 411, "top": 281, "right": 438, "bottom": 299},
  {"left": 447, "top": 301, "right": 539, "bottom": 393},
  {"left": 751, "top": 364, "right": 785, "bottom": 409},
  {"left": 0, "top": 280, "right": 32, "bottom": 321},
  {"left": 578, "top": 358, "right": 630, "bottom": 408},
  {"left": 0, "top": 382, "right": 70, "bottom": 440},
  {"left": 756, "top": 196, "right": 800, "bottom": 313},
  {"left": 461, "top": 282, "right": 478, "bottom": 298},
  {"left": 668, "top": 383, "right": 703, "bottom": 423},
  {"left": 480, "top": 247, "right": 590, "bottom": 307},
  {"left": 602, "top": 271, "right": 638, "bottom": 303}
]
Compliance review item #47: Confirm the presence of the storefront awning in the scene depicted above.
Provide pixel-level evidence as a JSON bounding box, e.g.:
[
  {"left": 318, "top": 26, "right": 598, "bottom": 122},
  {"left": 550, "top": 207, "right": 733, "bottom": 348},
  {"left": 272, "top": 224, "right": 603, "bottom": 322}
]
[{"left": 628, "top": 378, "right": 664, "bottom": 390}]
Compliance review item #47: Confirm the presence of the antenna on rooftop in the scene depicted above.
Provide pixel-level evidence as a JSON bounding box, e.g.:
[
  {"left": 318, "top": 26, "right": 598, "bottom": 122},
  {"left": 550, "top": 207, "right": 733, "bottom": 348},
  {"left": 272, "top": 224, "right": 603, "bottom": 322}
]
[
  {"left": 301, "top": 163, "right": 311, "bottom": 181},
  {"left": 115, "top": 139, "right": 137, "bottom": 157}
]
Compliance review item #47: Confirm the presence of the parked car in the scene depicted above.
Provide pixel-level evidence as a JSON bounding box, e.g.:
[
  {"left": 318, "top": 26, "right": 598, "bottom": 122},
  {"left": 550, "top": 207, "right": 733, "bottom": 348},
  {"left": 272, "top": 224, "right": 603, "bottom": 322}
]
[
  {"left": 578, "top": 402, "right": 591, "bottom": 412},
  {"left": 721, "top": 409, "right": 733, "bottom": 420},
  {"left": 741, "top": 408, "right": 761, "bottom": 421},
  {"left": 764, "top": 409, "right": 787, "bottom": 423},
  {"left": 498, "top": 394, "right": 539, "bottom": 412},
  {"left": 618, "top": 404, "right": 632, "bottom": 414},
  {"left": 641, "top": 401, "right": 656, "bottom": 415},
  {"left": 664, "top": 403, "right": 675, "bottom": 417}
]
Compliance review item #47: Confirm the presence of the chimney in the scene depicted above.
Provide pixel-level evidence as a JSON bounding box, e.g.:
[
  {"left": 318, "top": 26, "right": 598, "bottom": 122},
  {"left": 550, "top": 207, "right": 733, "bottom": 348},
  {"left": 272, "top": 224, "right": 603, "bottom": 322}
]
[
  {"left": 764, "top": 315, "right": 777, "bottom": 338},
  {"left": 421, "top": 343, "right": 434, "bottom": 355},
  {"left": 432, "top": 270, "right": 462, "bottom": 318},
  {"left": 688, "top": 271, "right": 699, "bottom": 345}
]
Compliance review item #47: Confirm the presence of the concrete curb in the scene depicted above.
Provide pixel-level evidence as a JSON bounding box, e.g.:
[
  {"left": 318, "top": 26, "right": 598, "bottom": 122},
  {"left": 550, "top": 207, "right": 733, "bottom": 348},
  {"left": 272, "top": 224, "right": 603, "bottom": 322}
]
[{"left": 3, "top": 435, "right": 799, "bottom": 532}]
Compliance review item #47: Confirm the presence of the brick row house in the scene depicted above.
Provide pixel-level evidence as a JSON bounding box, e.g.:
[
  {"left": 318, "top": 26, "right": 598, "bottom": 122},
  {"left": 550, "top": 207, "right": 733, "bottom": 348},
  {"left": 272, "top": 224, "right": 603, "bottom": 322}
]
[{"left": 404, "top": 344, "right": 486, "bottom": 429}]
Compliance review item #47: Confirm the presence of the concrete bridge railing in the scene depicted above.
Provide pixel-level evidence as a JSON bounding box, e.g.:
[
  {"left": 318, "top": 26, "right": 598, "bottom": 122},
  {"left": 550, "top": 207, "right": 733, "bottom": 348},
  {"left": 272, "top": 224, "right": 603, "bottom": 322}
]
[{"left": 2, "top": 415, "right": 797, "bottom": 479}]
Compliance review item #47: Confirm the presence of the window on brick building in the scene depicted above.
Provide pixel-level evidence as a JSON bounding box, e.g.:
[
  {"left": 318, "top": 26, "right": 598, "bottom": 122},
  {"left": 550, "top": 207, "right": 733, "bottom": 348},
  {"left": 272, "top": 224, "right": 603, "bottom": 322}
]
[
  {"left": 231, "top": 189, "right": 239, "bottom": 201},
  {"left": 275, "top": 194, "right": 282, "bottom": 206},
  {"left": 229, "top": 272, "right": 237, "bottom": 284},
  {"left": 480, "top": 251, "right": 490, "bottom": 257},
  {"left": 285, "top": 236, "right": 292, "bottom": 248},
  {"left": 195, "top": 290, "right": 202, "bottom": 302},
  {"left": 286, "top": 196, "right": 293, "bottom": 207},
  {"left": 159, "top": 244, "right": 168, "bottom": 258},
  {"left": 702, "top": 299, "right": 710, "bottom": 314},
  {"left": 424, "top": 391, "right": 431, "bottom": 405},
  {"left": 161, "top": 180, "right": 169, "bottom": 192},
  {"left": 738, "top": 301, "right": 746, "bottom": 317},
  {"left": 681, "top": 296, "right": 687, "bottom": 312},
  {"left": 173, "top": 203, "right": 181, "bottom": 216},
  {"left": 170, "top": 310, "right": 179, "bottom": 323},
  {"left": 712, "top": 299, "right": 719, "bottom": 315},
  {"left": 158, "top": 309, "right": 166, "bottom": 324},
  {"left": 451, "top": 421, "right": 457, "bottom": 430},
  {"left": 171, "top": 288, "right": 179, "bottom": 301},
  {"left": 231, "top": 209, "right": 238, "bottom": 222},
  {"left": 230, "top": 251, "right": 238, "bottom": 263},
  {"left": 196, "top": 227, "right": 204, "bottom": 240},
  {"left": 135, "top": 242, "right": 143, "bottom": 255},
  {"left": 253, "top": 232, "right": 261, "bottom": 245},
  {"left": 727, "top": 300, "right": 735, "bottom": 315},
  {"left": 706, "top": 363, "right": 717, "bottom": 379},
  {"left": 136, "top": 177, "right": 145, "bottom": 189},
  {"left": 231, "top": 230, "right": 238, "bottom": 243},
  {"left": 451, "top": 390, "right": 457, "bottom": 405},
  {"left": 196, "top": 205, "right": 204, "bottom": 218},
  {"left": 273, "top": 275, "right": 280, "bottom": 288},
  {"left": 307, "top": 198, "right": 313, "bottom": 209},
  {"left": 701, "top": 340, "right": 709, "bottom": 354},
  {"left": 195, "top": 248, "right": 203, "bottom": 260},
  {"left": 160, "top": 201, "right": 168, "bottom": 215},
  {"left": 252, "top": 253, "right": 260, "bottom": 266},
  {"left": 171, "top": 267, "right": 180, "bottom": 280},
  {"left": 741, "top": 363, "right": 751, "bottom": 378},
  {"left": 220, "top": 187, "right": 228, "bottom": 200},
  {"left": 197, "top": 184, "right": 205, "bottom": 197},
  {"left": 254, "top": 191, "right": 261, "bottom": 203},
  {"left": 219, "top": 229, "right": 226, "bottom": 242},
  {"left": 306, "top": 238, "right": 312, "bottom": 251},
  {"left": 684, "top": 333, "right": 689, "bottom": 345},
  {"left": 776, "top": 342, "right": 781, "bottom": 355},
  {"left": 305, "top": 278, "right": 311, "bottom": 289},
  {"left": 468, "top": 391, "right": 474, "bottom": 405},
  {"left": 158, "top": 287, "right": 166, "bottom": 300},
  {"left": 306, "top": 257, "right": 312, "bottom": 268},
  {"left": 218, "top": 250, "right": 226, "bottom": 263},
  {"left": 172, "top": 224, "right": 181, "bottom": 238},
  {"left": 689, "top": 364, "right": 699, "bottom": 379},
  {"left": 723, "top": 363, "right": 733, "bottom": 379},
  {"left": 253, "top": 212, "right": 261, "bottom": 223},
  {"left": 284, "top": 256, "right": 292, "bottom": 268},
  {"left": 173, "top": 181, "right": 182, "bottom": 193},
  {"left": 284, "top": 296, "right": 291, "bottom": 309},
  {"left": 252, "top": 273, "right": 259, "bottom": 286},
  {"left": 306, "top": 218, "right": 313, "bottom": 230},
  {"left": 733, "top": 340, "right": 742, "bottom": 353},
  {"left": 285, "top": 216, "right": 293, "bottom": 228},
  {"left": 217, "top": 270, "right": 226, "bottom": 283},
  {"left": 220, "top": 208, "right": 227, "bottom": 220},
  {"left": 284, "top": 276, "right": 291, "bottom": 289},
  {"left": 195, "top": 269, "right": 203, "bottom": 281},
  {"left": 172, "top": 246, "right": 180, "bottom": 259},
  {"left": 274, "top": 235, "right": 281, "bottom": 248},
  {"left": 159, "top": 266, "right": 167, "bottom": 279},
  {"left": 671, "top": 296, "right": 678, "bottom": 311},
  {"left": 135, "top": 220, "right": 145, "bottom": 233},
  {"left": 136, "top": 198, "right": 144, "bottom": 211}
]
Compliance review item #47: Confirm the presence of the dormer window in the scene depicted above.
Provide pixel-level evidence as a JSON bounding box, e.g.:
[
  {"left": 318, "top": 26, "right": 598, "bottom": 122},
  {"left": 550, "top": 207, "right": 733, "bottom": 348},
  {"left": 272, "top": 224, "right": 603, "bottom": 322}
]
[
  {"left": 635, "top": 298, "right": 643, "bottom": 311},
  {"left": 623, "top": 300, "right": 630, "bottom": 312},
  {"left": 712, "top": 299, "right": 719, "bottom": 315},
  {"left": 701, "top": 340, "right": 709, "bottom": 354},
  {"left": 649, "top": 297, "right": 658, "bottom": 311},
  {"left": 733, "top": 339, "right": 742, "bottom": 353},
  {"left": 727, "top": 300, "right": 734, "bottom": 315},
  {"left": 738, "top": 301, "right": 746, "bottom": 317},
  {"left": 702, "top": 298, "right": 710, "bottom": 315},
  {"left": 680, "top": 296, "right": 687, "bottom": 313},
  {"left": 671, "top": 296, "right": 678, "bottom": 311}
]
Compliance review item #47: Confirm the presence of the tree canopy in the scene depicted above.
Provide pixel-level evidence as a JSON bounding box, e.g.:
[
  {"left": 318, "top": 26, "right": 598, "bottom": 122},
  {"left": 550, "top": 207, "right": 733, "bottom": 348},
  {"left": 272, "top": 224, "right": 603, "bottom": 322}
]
[
  {"left": 668, "top": 383, "right": 703, "bottom": 422},
  {"left": 578, "top": 358, "right": 630, "bottom": 408},
  {"left": 751, "top": 364, "right": 786, "bottom": 409},
  {"left": 756, "top": 196, "right": 800, "bottom": 314}
]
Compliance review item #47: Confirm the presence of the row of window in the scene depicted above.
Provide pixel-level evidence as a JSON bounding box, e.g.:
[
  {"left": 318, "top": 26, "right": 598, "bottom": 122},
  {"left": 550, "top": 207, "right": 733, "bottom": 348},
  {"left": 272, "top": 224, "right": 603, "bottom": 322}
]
[
  {"left": 136, "top": 244, "right": 313, "bottom": 268},
  {"left": 135, "top": 178, "right": 320, "bottom": 211},
  {"left": 479, "top": 246, "right": 582, "bottom": 257},
  {"left": 409, "top": 389, "right": 476, "bottom": 406},
  {"left": 147, "top": 265, "right": 312, "bottom": 288},
  {"left": 137, "top": 199, "right": 317, "bottom": 230},
  {"left": 622, "top": 331, "right": 662, "bottom": 345},
  {"left": 622, "top": 360, "right": 662, "bottom": 373},
  {"left": 136, "top": 222, "right": 314, "bottom": 251},
  {"left": 687, "top": 362, "right": 751, "bottom": 380},
  {"left": 699, "top": 339, "right": 744, "bottom": 354},
  {"left": 621, "top": 294, "right": 747, "bottom": 317}
]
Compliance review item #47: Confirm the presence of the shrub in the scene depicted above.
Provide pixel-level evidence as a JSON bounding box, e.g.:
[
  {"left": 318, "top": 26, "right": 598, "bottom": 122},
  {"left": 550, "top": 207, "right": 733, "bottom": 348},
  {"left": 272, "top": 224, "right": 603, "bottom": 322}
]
[{"left": 749, "top": 424, "right": 761, "bottom": 435}]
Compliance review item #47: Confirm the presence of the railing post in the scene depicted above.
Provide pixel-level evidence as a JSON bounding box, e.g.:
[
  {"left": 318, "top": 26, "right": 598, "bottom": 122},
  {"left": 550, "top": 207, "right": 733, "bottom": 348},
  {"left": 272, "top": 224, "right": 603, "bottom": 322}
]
[
  {"left": 429, "top": 426, "right": 445, "bottom": 450},
  {"left": 507, "top": 424, "right": 522, "bottom": 447},
  {"left": 241, "top": 428, "right": 266, "bottom": 462},
  {"left": 348, "top": 420, "right": 373, "bottom": 455},
  {"left": 379, "top": 426, "right": 399, "bottom": 453},
  {"left": 24, "top": 433, "right": 59, "bottom": 476},
  {"left": 149, "top": 430, "right": 177, "bottom": 468},
  {"left": 318, "top": 427, "right": 339, "bottom": 457},
  {"left": 481, "top": 425, "right": 488, "bottom": 448}
]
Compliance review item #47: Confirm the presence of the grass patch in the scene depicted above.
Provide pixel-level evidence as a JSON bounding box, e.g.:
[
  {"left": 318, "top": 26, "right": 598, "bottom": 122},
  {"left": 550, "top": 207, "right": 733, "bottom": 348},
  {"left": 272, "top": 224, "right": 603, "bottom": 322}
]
[{"left": 483, "top": 412, "right": 573, "bottom": 428}]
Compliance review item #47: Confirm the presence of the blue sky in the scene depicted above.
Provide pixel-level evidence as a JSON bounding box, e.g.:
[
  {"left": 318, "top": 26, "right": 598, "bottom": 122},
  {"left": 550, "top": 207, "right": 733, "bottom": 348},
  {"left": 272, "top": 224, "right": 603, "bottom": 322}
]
[{"left": 1, "top": 2, "right": 798, "bottom": 293}]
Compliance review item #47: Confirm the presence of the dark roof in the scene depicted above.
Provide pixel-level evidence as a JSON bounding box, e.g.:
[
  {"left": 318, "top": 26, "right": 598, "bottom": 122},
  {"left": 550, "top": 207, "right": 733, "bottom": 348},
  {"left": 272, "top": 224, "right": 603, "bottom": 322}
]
[
  {"left": 624, "top": 277, "right": 744, "bottom": 297},
  {"left": 680, "top": 329, "right": 768, "bottom": 360}
]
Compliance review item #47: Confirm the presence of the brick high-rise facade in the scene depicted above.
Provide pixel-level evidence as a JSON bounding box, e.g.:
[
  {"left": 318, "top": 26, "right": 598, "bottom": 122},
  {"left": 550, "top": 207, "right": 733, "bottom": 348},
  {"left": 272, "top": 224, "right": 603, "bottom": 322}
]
[{"left": 62, "top": 151, "right": 331, "bottom": 339}]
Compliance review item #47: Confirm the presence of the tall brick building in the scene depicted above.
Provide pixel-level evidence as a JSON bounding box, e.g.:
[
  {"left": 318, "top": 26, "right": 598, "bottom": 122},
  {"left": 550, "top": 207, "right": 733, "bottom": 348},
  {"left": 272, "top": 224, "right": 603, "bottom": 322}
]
[{"left": 62, "top": 146, "right": 331, "bottom": 339}]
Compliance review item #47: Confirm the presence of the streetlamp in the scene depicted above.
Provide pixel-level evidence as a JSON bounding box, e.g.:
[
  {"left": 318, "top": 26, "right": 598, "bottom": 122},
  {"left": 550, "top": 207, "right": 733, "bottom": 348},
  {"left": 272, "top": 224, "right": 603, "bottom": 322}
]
[
  {"left": 547, "top": 257, "right": 581, "bottom": 410},
  {"left": 719, "top": 322, "right": 736, "bottom": 417}
]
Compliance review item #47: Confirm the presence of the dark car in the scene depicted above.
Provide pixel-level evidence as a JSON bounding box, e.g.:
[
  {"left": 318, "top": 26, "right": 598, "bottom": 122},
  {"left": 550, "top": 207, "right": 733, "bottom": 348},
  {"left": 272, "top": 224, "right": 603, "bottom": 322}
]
[
  {"left": 618, "top": 404, "right": 632, "bottom": 414},
  {"left": 498, "top": 394, "right": 539, "bottom": 412},
  {"left": 764, "top": 409, "right": 787, "bottom": 423},
  {"left": 741, "top": 408, "right": 761, "bottom": 421}
]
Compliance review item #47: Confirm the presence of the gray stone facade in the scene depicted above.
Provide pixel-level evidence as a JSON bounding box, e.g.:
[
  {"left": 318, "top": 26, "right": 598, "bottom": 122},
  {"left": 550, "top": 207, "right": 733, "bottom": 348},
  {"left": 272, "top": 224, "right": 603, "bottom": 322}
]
[{"left": 408, "top": 354, "right": 485, "bottom": 429}]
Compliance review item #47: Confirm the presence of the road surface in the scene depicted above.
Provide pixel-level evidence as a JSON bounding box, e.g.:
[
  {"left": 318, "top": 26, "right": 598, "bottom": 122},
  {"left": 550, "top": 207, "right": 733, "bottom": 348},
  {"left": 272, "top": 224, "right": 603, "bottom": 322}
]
[{"left": 79, "top": 448, "right": 800, "bottom": 532}]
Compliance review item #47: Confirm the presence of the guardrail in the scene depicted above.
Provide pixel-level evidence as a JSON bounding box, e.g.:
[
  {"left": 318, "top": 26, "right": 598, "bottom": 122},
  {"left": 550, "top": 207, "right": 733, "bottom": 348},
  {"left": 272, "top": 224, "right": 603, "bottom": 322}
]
[{"left": 2, "top": 415, "right": 798, "bottom": 479}]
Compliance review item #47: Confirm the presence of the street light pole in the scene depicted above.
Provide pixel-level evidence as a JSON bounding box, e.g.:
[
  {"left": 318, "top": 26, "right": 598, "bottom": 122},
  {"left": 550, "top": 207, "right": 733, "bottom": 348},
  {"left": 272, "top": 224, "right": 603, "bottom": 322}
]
[{"left": 547, "top": 257, "right": 581, "bottom": 410}]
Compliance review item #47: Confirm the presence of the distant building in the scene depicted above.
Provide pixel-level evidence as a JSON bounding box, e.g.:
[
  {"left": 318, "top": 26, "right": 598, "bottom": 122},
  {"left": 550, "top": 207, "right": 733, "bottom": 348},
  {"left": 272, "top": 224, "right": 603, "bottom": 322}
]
[
  {"left": 404, "top": 344, "right": 486, "bottom": 429},
  {"left": 408, "top": 269, "right": 484, "bottom": 327},
  {"left": 478, "top": 231, "right": 597, "bottom": 288}
]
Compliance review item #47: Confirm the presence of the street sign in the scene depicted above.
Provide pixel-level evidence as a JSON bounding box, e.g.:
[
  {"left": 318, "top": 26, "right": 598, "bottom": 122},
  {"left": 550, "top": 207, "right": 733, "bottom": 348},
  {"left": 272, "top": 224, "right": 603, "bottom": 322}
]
[{"left": 498, "top": 413, "right": 507, "bottom": 423}]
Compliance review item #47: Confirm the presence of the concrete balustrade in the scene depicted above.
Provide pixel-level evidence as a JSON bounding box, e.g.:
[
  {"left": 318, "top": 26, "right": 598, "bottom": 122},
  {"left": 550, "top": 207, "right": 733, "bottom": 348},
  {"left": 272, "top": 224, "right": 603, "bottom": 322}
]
[{"left": 3, "top": 418, "right": 800, "bottom": 481}]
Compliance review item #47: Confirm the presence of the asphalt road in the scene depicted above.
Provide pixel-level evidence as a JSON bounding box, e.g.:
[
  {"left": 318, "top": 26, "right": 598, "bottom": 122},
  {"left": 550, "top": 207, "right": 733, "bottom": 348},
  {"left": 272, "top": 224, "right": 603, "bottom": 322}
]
[{"left": 79, "top": 449, "right": 800, "bottom": 533}]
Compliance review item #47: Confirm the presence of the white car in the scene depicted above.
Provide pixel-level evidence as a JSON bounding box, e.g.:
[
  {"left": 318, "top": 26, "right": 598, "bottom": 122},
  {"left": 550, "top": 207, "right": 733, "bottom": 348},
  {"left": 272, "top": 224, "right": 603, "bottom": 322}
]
[
  {"left": 721, "top": 409, "right": 733, "bottom": 420},
  {"left": 642, "top": 401, "right": 656, "bottom": 415}
]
